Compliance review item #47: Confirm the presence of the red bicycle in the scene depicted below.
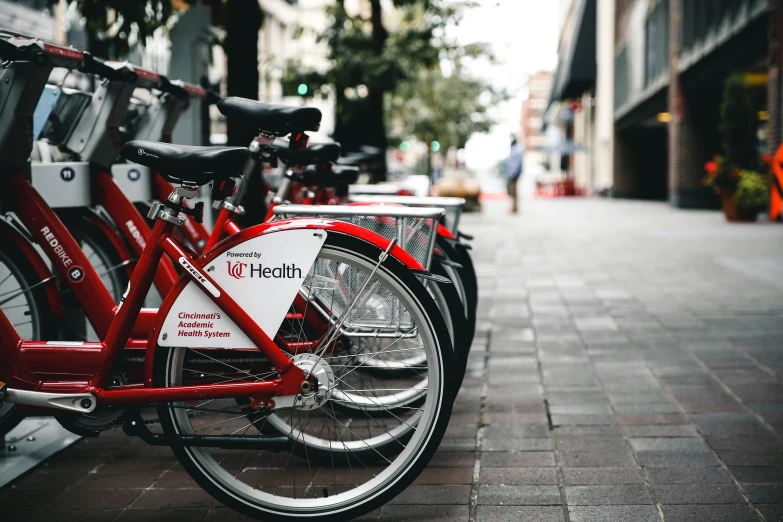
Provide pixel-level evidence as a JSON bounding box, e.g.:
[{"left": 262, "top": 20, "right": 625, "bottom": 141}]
[
  {"left": 11, "top": 48, "right": 466, "bottom": 414},
  {"left": 26, "top": 55, "right": 474, "bottom": 403},
  {"left": 1, "top": 35, "right": 455, "bottom": 521}
]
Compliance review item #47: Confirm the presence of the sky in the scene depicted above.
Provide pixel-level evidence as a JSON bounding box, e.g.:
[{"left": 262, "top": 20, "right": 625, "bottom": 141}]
[{"left": 450, "top": 0, "right": 560, "bottom": 171}]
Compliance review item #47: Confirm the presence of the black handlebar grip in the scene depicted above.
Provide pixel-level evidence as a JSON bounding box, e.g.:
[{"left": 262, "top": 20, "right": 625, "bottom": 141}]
[
  {"left": 82, "top": 52, "right": 138, "bottom": 83},
  {"left": 158, "top": 75, "right": 189, "bottom": 100},
  {"left": 206, "top": 90, "right": 222, "bottom": 106}
]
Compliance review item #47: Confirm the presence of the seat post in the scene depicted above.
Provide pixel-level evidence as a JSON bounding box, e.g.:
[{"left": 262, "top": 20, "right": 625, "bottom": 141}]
[
  {"left": 167, "top": 185, "right": 200, "bottom": 206},
  {"left": 147, "top": 185, "right": 199, "bottom": 225},
  {"left": 271, "top": 171, "right": 293, "bottom": 207}
]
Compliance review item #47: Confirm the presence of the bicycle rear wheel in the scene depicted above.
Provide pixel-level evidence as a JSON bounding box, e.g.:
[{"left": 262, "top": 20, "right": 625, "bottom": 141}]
[
  {"left": 154, "top": 232, "right": 453, "bottom": 521},
  {"left": 0, "top": 235, "right": 58, "bottom": 435}
]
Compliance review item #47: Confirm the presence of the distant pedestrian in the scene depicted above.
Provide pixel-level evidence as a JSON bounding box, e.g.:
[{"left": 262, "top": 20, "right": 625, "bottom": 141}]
[{"left": 505, "top": 136, "right": 524, "bottom": 213}]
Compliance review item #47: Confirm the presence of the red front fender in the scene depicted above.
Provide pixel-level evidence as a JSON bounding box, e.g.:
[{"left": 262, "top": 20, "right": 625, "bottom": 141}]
[{"left": 143, "top": 218, "right": 424, "bottom": 385}]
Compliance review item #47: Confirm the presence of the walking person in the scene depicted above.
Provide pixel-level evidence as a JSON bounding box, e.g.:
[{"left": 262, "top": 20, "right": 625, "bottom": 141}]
[{"left": 505, "top": 135, "right": 524, "bottom": 213}]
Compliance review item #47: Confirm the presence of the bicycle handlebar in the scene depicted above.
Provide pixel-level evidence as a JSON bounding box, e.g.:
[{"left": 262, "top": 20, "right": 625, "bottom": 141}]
[
  {"left": 0, "top": 36, "right": 83, "bottom": 68},
  {"left": 81, "top": 52, "right": 138, "bottom": 84},
  {"left": 205, "top": 90, "right": 222, "bottom": 106},
  {"left": 158, "top": 75, "right": 190, "bottom": 101},
  {"left": 180, "top": 82, "right": 207, "bottom": 99},
  {"left": 128, "top": 65, "right": 161, "bottom": 89}
]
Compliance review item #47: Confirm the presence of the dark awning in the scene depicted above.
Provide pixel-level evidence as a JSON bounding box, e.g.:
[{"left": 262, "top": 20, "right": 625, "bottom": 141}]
[{"left": 548, "top": 0, "right": 597, "bottom": 106}]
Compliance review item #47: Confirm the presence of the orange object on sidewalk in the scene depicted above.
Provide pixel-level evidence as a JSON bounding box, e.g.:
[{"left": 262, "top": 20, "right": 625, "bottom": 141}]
[{"left": 771, "top": 143, "right": 783, "bottom": 222}]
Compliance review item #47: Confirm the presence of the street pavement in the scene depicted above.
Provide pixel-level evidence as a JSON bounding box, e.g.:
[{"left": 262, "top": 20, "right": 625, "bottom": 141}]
[{"left": 2, "top": 197, "right": 783, "bottom": 521}]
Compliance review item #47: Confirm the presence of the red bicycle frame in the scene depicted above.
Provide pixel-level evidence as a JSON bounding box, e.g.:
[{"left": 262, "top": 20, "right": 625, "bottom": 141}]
[
  {"left": 94, "top": 168, "right": 181, "bottom": 296},
  {"left": 0, "top": 37, "right": 425, "bottom": 411},
  {"left": 0, "top": 193, "right": 312, "bottom": 406},
  {"left": 4, "top": 170, "right": 159, "bottom": 344}
]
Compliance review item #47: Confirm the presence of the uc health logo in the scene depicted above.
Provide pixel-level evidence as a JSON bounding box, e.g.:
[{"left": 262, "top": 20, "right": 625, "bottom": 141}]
[{"left": 227, "top": 261, "right": 247, "bottom": 279}]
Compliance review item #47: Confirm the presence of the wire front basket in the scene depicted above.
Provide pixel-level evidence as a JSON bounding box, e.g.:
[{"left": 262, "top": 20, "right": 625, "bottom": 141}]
[
  {"left": 273, "top": 204, "right": 445, "bottom": 270},
  {"left": 347, "top": 195, "right": 466, "bottom": 235},
  {"left": 274, "top": 204, "right": 446, "bottom": 334},
  {"left": 302, "top": 258, "right": 418, "bottom": 332}
]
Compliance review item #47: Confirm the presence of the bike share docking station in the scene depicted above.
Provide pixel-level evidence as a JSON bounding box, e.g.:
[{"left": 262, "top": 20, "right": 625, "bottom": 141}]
[
  {"left": 1, "top": 82, "right": 153, "bottom": 488},
  {"left": 1, "top": 56, "right": 212, "bottom": 485},
  {"left": 0, "top": 419, "right": 81, "bottom": 487},
  {"left": 0, "top": 161, "right": 95, "bottom": 487}
]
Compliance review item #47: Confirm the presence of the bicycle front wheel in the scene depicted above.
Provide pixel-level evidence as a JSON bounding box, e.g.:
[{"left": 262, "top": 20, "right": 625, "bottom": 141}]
[{"left": 154, "top": 232, "right": 454, "bottom": 521}]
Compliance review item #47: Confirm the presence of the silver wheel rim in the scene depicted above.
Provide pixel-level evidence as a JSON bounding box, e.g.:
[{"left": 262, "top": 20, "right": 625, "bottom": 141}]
[
  {"left": 0, "top": 248, "right": 41, "bottom": 340},
  {"left": 0, "top": 248, "right": 41, "bottom": 427},
  {"left": 332, "top": 279, "right": 453, "bottom": 412},
  {"left": 163, "top": 244, "right": 445, "bottom": 515}
]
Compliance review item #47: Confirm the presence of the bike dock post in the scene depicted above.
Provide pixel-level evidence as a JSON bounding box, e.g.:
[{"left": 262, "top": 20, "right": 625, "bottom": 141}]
[{"left": 1, "top": 419, "right": 81, "bottom": 487}]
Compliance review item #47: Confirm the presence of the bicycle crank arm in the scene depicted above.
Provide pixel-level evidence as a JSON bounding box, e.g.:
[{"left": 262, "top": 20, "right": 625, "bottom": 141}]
[
  {"left": 124, "top": 415, "right": 291, "bottom": 452},
  {"left": 4, "top": 388, "right": 97, "bottom": 413}
]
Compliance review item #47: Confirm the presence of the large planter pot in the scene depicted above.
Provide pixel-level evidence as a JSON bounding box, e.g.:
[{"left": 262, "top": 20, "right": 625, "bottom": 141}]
[{"left": 720, "top": 188, "right": 759, "bottom": 222}]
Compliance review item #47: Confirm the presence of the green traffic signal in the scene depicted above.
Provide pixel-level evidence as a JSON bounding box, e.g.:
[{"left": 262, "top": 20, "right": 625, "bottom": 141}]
[
  {"left": 400, "top": 141, "right": 411, "bottom": 152},
  {"left": 298, "top": 84, "right": 308, "bottom": 96},
  {"left": 431, "top": 141, "right": 441, "bottom": 152}
]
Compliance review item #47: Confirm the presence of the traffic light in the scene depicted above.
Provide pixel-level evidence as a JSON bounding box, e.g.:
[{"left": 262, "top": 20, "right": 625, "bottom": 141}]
[
  {"left": 297, "top": 84, "right": 308, "bottom": 96},
  {"left": 431, "top": 141, "right": 441, "bottom": 152},
  {"left": 400, "top": 141, "right": 411, "bottom": 152}
]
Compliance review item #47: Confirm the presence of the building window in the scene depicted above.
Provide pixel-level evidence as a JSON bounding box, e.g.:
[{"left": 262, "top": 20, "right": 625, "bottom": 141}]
[
  {"left": 644, "top": 0, "right": 668, "bottom": 88},
  {"left": 614, "top": 47, "right": 629, "bottom": 111}
]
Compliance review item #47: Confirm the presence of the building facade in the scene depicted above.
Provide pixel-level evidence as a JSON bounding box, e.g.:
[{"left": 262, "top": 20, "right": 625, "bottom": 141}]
[
  {"left": 521, "top": 71, "right": 554, "bottom": 179},
  {"left": 256, "top": 0, "right": 335, "bottom": 137},
  {"left": 546, "top": 0, "right": 605, "bottom": 194},
  {"left": 550, "top": 0, "right": 780, "bottom": 207}
]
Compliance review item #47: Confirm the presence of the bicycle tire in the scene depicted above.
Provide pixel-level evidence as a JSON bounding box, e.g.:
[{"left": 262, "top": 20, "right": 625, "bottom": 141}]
[
  {"left": 0, "top": 235, "right": 58, "bottom": 436},
  {"left": 453, "top": 240, "right": 478, "bottom": 326},
  {"left": 154, "top": 231, "right": 454, "bottom": 521},
  {"left": 340, "top": 257, "right": 467, "bottom": 398},
  {"left": 435, "top": 237, "right": 476, "bottom": 349}
]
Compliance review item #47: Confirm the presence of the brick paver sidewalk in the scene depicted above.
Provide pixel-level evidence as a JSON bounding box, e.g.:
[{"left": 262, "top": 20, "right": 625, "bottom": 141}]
[{"left": 3, "top": 198, "right": 783, "bottom": 521}]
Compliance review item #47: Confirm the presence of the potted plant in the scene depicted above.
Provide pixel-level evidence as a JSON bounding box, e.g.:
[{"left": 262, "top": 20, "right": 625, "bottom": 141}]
[
  {"left": 705, "top": 161, "right": 768, "bottom": 221},
  {"left": 703, "top": 74, "right": 768, "bottom": 221}
]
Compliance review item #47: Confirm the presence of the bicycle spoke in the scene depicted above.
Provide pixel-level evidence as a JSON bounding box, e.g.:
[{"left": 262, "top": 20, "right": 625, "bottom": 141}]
[{"left": 160, "top": 243, "right": 443, "bottom": 510}]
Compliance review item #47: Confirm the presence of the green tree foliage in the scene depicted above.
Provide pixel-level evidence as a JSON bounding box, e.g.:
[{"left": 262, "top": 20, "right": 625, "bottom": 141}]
[
  {"left": 719, "top": 73, "right": 759, "bottom": 172},
  {"left": 54, "top": 1, "right": 262, "bottom": 146},
  {"left": 284, "top": 0, "right": 483, "bottom": 173},
  {"left": 734, "top": 170, "right": 768, "bottom": 209},
  {"left": 387, "top": 41, "right": 504, "bottom": 175},
  {"left": 56, "top": 1, "right": 181, "bottom": 59},
  {"left": 388, "top": 61, "right": 503, "bottom": 151}
]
